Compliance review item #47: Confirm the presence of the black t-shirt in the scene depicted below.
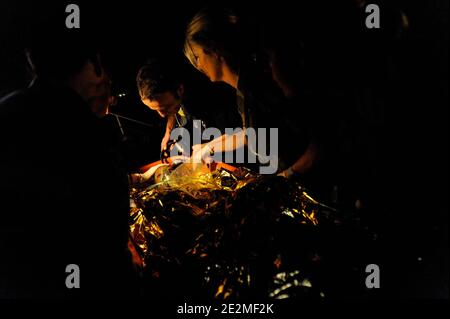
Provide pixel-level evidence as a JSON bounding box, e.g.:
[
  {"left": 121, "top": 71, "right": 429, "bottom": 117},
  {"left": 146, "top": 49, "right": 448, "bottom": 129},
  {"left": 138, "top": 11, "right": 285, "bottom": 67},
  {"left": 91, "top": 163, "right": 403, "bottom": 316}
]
[{"left": 236, "top": 62, "right": 309, "bottom": 172}]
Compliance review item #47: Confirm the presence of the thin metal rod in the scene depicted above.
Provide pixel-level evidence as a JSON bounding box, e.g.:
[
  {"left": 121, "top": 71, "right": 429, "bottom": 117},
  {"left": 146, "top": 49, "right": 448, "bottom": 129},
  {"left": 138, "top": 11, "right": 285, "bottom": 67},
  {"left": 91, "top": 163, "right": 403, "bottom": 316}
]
[
  {"left": 114, "top": 115, "right": 125, "bottom": 136},
  {"left": 109, "top": 112, "right": 155, "bottom": 128}
]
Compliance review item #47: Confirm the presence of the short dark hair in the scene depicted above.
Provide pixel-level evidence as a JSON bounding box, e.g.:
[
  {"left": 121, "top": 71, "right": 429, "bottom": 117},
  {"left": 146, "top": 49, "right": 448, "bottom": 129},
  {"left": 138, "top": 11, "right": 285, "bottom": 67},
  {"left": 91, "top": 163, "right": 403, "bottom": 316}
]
[{"left": 136, "top": 58, "right": 182, "bottom": 100}]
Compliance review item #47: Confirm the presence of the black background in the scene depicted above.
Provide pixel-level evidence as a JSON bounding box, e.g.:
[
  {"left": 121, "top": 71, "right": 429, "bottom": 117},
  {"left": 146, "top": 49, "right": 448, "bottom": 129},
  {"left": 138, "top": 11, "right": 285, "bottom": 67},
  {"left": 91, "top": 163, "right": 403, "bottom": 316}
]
[{"left": 0, "top": 0, "right": 448, "bottom": 300}]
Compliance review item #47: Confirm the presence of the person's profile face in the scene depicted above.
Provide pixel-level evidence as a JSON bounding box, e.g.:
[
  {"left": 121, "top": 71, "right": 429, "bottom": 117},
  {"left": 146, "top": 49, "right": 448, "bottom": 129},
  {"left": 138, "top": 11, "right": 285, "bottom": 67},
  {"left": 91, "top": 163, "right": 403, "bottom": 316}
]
[
  {"left": 141, "top": 91, "right": 181, "bottom": 118},
  {"left": 68, "top": 58, "right": 112, "bottom": 118},
  {"left": 190, "top": 42, "right": 223, "bottom": 82}
]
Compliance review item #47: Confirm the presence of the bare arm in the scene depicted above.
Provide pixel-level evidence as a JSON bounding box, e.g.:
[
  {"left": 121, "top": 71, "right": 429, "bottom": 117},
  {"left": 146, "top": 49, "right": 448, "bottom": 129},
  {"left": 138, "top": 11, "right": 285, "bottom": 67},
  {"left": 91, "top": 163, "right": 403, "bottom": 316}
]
[
  {"left": 280, "top": 141, "right": 320, "bottom": 178},
  {"left": 191, "top": 130, "right": 248, "bottom": 163},
  {"left": 161, "top": 114, "right": 176, "bottom": 151}
]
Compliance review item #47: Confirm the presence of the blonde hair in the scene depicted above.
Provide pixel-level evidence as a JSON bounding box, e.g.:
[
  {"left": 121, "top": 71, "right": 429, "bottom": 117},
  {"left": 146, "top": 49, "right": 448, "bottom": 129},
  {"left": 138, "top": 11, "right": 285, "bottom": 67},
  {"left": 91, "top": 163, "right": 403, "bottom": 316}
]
[{"left": 184, "top": 7, "right": 244, "bottom": 73}]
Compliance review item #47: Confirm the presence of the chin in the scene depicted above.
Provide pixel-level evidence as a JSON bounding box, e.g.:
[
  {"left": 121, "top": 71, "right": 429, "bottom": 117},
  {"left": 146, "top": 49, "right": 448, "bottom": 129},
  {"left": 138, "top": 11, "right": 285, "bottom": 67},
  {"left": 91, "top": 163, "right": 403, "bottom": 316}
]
[{"left": 203, "top": 73, "right": 215, "bottom": 82}]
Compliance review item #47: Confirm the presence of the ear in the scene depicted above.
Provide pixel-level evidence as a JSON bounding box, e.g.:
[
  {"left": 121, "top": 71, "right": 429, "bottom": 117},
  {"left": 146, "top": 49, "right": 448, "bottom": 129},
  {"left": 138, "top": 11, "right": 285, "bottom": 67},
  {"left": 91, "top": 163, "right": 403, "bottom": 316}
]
[
  {"left": 214, "top": 52, "right": 222, "bottom": 61},
  {"left": 204, "top": 48, "right": 220, "bottom": 61}
]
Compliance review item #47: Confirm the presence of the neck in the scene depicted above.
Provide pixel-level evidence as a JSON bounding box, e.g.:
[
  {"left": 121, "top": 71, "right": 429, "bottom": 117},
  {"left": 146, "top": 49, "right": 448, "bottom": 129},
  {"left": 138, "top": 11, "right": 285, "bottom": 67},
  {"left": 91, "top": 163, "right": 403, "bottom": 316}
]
[{"left": 221, "top": 65, "right": 239, "bottom": 89}]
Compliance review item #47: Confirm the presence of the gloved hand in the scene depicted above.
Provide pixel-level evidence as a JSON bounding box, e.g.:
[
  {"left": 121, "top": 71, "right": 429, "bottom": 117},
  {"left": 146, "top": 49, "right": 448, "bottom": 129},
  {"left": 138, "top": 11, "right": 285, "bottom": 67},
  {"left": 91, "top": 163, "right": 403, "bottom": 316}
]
[{"left": 161, "top": 132, "right": 171, "bottom": 152}]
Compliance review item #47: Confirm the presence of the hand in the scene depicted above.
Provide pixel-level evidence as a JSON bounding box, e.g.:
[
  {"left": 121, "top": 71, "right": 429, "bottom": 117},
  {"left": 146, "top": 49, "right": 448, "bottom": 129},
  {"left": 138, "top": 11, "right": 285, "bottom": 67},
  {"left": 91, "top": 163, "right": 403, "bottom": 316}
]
[
  {"left": 277, "top": 166, "right": 298, "bottom": 179},
  {"left": 191, "top": 143, "right": 214, "bottom": 165},
  {"left": 190, "top": 144, "right": 215, "bottom": 173},
  {"left": 161, "top": 132, "right": 172, "bottom": 152},
  {"left": 277, "top": 170, "right": 288, "bottom": 178},
  {"left": 129, "top": 173, "right": 144, "bottom": 184}
]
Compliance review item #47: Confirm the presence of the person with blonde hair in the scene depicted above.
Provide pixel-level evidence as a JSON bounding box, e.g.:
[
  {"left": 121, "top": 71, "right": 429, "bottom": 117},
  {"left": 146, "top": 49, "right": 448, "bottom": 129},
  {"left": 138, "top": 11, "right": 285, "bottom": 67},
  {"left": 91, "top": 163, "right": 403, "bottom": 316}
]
[{"left": 184, "top": 7, "right": 290, "bottom": 174}]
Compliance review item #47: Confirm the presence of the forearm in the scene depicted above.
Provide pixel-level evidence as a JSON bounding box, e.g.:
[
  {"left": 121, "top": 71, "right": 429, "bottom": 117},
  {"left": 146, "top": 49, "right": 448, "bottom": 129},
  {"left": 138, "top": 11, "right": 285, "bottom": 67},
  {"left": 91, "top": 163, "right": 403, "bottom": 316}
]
[
  {"left": 207, "top": 130, "right": 247, "bottom": 153},
  {"left": 165, "top": 114, "right": 176, "bottom": 133},
  {"left": 290, "top": 141, "right": 319, "bottom": 174}
]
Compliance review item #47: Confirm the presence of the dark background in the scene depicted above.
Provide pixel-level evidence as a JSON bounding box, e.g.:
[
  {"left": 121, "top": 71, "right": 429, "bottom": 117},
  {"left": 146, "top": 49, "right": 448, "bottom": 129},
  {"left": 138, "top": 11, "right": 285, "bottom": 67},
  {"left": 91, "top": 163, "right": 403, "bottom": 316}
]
[{"left": 0, "top": 0, "right": 448, "bottom": 298}]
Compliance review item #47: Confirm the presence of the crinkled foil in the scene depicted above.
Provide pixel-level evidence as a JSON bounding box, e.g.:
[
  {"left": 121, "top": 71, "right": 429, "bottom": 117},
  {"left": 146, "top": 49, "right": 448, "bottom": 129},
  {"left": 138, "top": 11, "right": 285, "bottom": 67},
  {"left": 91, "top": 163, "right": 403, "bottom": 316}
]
[{"left": 128, "top": 164, "right": 355, "bottom": 299}]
